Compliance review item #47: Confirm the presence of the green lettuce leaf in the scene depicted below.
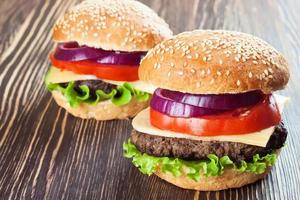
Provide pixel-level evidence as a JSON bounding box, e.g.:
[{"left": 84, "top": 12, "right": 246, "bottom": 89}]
[
  {"left": 46, "top": 81, "right": 150, "bottom": 107},
  {"left": 123, "top": 139, "right": 277, "bottom": 182}
]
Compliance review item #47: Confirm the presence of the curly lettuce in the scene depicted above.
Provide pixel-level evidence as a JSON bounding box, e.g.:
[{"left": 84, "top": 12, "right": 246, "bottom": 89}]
[
  {"left": 123, "top": 139, "right": 277, "bottom": 181},
  {"left": 46, "top": 81, "right": 150, "bottom": 107}
]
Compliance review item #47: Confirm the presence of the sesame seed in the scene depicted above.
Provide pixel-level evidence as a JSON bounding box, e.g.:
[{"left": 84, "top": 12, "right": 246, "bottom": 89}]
[
  {"left": 270, "top": 60, "right": 275, "bottom": 65},
  {"left": 210, "top": 79, "right": 215, "bottom": 84},
  {"left": 217, "top": 71, "right": 221, "bottom": 76},
  {"left": 268, "top": 68, "right": 273, "bottom": 73},
  {"left": 207, "top": 69, "right": 211, "bottom": 75},
  {"left": 178, "top": 71, "right": 184, "bottom": 75},
  {"left": 203, "top": 56, "right": 207, "bottom": 62},
  {"left": 104, "top": 33, "right": 111, "bottom": 39},
  {"left": 264, "top": 70, "right": 269, "bottom": 75},
  {"left": 236, "top": 80, "right": 241, "bottom": 86},
  {"left": 190, "top": 69, "right": 196, "bottom": 73},
  {"left": 248, "top": 72, "right": 253, "bottom": 78},
  {"left": 226, "top": 70, "right": 230, "bottom": 76},
  {"left": 167, "top": 72, "right": 171, "bottom": 77},
  {"left": 219, "top": 60, "right": 223, "bottom": 65},
  {"left": 170, "top": 63, "right": 175, "bottom": 67}
]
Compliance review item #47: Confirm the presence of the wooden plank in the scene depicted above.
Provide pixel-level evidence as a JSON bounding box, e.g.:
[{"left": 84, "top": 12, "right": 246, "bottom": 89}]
[{"left": 0, "top": 0, "right": 299, "bottom": 199}]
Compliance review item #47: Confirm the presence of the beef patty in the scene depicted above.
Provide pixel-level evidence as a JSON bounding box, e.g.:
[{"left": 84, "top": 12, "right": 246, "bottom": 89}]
[
  {"left": 60, "top": 80, "right": 116, "bottom": 98},
  {"left": 131, "top": 123, "right": 287, "bottom": 162}
]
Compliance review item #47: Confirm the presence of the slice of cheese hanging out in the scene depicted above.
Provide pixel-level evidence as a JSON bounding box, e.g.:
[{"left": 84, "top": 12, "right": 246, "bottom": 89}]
[
  {"left": 132, "top": 95, "right": 288, "bottom": 147},
  {"left": 45, "top": 66, "right": 157, "bottom": 93}
]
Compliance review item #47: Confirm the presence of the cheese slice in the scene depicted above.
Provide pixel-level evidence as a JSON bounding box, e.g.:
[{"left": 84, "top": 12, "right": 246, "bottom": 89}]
[
  {"left": 46, "top": 66, "right": 156, "bottom": 93},
  {"left": 132, "top": 95, "right": 288, "bottom": 147}
]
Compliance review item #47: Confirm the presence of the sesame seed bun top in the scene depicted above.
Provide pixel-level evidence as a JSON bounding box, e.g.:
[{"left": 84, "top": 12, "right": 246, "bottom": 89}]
[
  {"left": 139, "top": 30, "right": 290, "bottom": 94},
  {"left": 52, "top": 0, "right": 173, "bottom": 52}
]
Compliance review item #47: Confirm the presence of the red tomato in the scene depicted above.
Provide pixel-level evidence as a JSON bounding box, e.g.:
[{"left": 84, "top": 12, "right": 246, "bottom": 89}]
[
  {"left": 150, "top": 95, "right": 281, "bottom": 136},
  {"left": 50, "top": 54, "right": 139, "bottom": 81}
]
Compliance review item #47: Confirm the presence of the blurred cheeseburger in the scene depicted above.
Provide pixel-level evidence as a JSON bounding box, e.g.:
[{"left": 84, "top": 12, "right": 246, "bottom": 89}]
[
  {"left": 124, "top": 30, "right": 290, "bottom": 190},
  {"left": 45, "top": 0, "right": 172, "bottom": 120}
]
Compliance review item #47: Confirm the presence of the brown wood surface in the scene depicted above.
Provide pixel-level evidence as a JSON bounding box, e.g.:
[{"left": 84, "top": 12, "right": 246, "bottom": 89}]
[{"left": 0, "top": 0, "right": 299, "bottom": 199}]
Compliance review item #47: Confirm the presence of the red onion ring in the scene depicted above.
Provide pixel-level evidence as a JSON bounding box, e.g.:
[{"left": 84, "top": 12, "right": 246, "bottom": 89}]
[
  {"left": 53, "top": 42, "right": 146, "bottom": 65},
  {"left": 95, "top": 51, "right": 146, "bottom": 66},
  {"left": 54, "top": 42, "right": 102, "bottom": 61},
  {"left": 150, "top": 88, "right": 264, "bottom": 117},
  {"left": 160, "top": 89, "right": 264, "bottom": 110},
  {"left": 150, "top": 89, "right": 222, "bottom": 117}
]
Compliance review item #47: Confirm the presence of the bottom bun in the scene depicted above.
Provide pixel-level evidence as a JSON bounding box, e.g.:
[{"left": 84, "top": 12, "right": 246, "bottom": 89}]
[
  {"left": 52, "top": 91, "right": 149, "bottom": 120},
  {"left": 155, "top": 167, "right": 271, "bottom": 191}
]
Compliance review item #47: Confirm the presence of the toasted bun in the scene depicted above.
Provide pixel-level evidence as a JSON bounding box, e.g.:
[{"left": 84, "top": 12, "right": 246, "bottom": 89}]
[
  {"left": 51, "top": 91, "right": 149, "bottom": 120},
  {"left": 139, "top": 30, "right": 289, "bottom": 94},
  {"left": 52, "top": 0, "right": 172, "bottom": 51},
  {"left": 155, "top": 166, "right": 271, "bottom": 191}
]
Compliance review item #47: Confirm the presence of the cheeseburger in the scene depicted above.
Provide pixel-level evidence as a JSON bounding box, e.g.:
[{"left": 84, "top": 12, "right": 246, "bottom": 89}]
[
  {"left": 123, "top": 30, "right": 290, "bottom": 190},
  {"left": 45, "top": 0, "right": 172, "bottom": 120}
]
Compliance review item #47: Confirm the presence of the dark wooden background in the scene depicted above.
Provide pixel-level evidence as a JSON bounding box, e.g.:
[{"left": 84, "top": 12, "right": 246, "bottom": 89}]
[{"left": 0, "top": 0, "right": 299, "bottom": 199}]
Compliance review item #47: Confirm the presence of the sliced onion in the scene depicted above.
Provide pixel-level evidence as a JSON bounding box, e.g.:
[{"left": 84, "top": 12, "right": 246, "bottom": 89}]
[
  {"left": 54, "top": 42, "right": 103, "bottom": 61},
  {"left": 150, "top": 88, "right": 264, "bottom": 117},
  {"left": 96, "top": 51, "right": 146, "bottom": 65},
  {"left": 159, "top": 89, "right": 264, "bottom": 110},
  {"left": 54, "top": 42, "right": 146, "bottom": 65},
  {"left": 150, "top": 89, "right": 222, "bottom": 117}
]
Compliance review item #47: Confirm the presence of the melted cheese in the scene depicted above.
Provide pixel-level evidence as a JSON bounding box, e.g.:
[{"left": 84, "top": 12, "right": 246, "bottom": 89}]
[
  {"left": 46, "top": 66, "right": 156, "bottom": 93},
  {"left": 132, "top": 95, "right": 288, "bottom": 147}
]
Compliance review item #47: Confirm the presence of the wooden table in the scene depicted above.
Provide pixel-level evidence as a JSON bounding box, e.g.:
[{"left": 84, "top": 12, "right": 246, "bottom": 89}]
[{"left": 1, "top": 0, "right": 299, "bottom": 199}]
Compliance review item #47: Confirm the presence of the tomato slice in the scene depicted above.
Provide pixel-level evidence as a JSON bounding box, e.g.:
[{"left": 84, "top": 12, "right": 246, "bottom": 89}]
[
  {"left": 150, "top": 95, "right": 281, "bottom": 136},
  {"left": 50, "top": 53, "right": 139, "bottom": 81}
]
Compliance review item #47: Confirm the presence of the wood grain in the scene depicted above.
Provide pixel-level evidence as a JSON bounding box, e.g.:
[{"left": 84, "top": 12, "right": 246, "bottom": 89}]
[{"left": 1, "top": 0, "right": 300, "bottom": 199}]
